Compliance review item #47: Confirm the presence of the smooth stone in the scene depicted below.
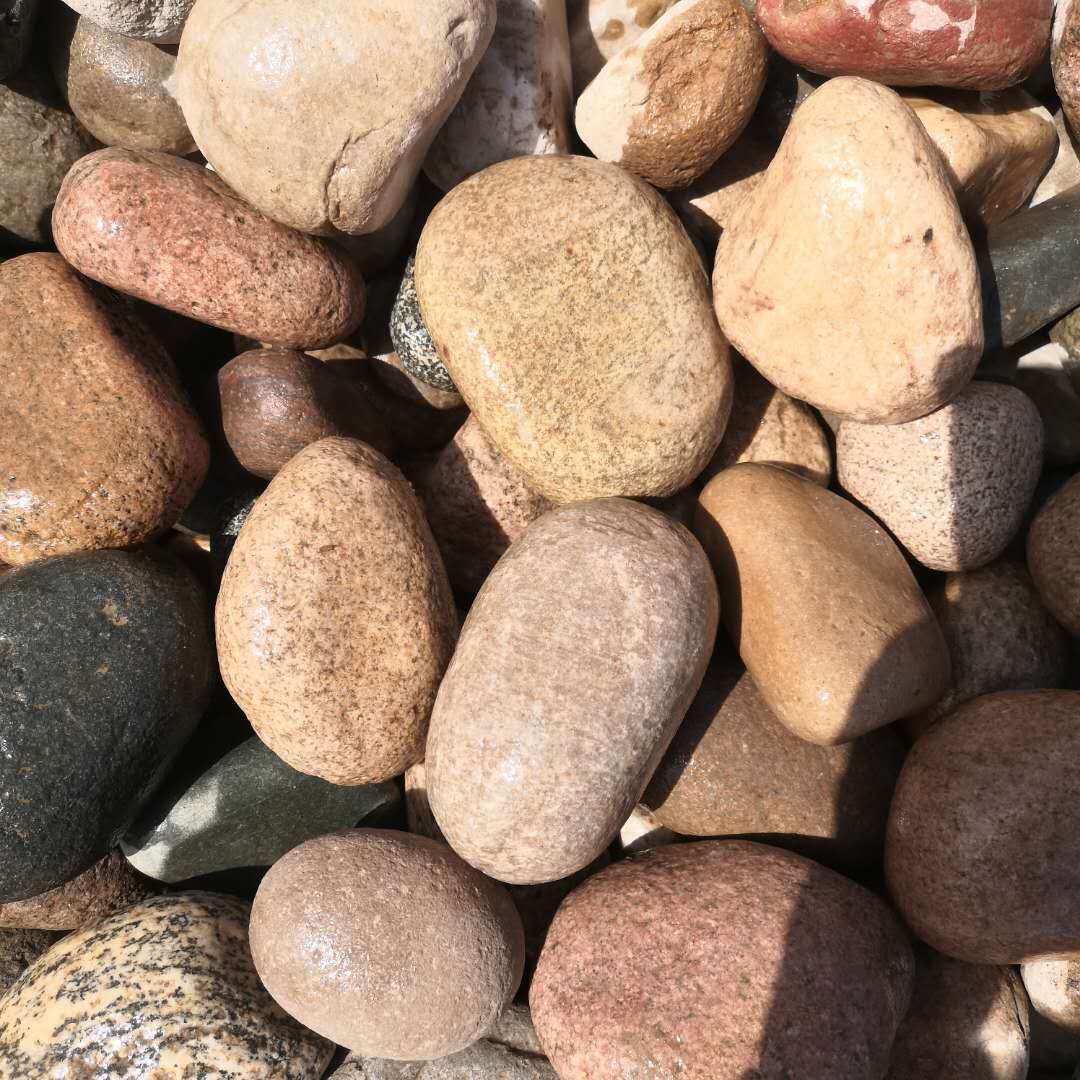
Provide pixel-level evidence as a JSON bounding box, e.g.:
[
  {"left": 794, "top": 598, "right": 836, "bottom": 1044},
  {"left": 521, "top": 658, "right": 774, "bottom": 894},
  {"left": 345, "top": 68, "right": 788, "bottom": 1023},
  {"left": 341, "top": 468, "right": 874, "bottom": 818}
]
[
  {"left": 425, "top": 0, "right": 573, "bottom": 191},
  {"left": 251, "top": 830, "right": 524, "bottom": 1059},
  {"left": 757, "top": 0, "right": 1052, "bottom": 90},
  {"left": 837, "top": 382, "right": 1044, "bottom": 571},
  {"left": 218, "top": 348, "right": 392, "bottom": 479},
  {"left": 575, "top": 0, "right": 767, "bottom": 189},
  {"left": 391, "top": 257, "right": 455, "bottom": 392},
  {"left": 428, "top": 499, "right": 716, "bottom": 884},
  {"left": 53, "top": 148, "right": 365, "bottom": 348},
  {"left": 1024, "top": 959, "right": 1080, "bottom": 1040},
  {"left": 217, "top": 438, "right": 457, "bottom": 784},
  {"left": 1055, "top": 0, "right": 1080, "bottom": 137},
  {"left": 0, "top": 253, "right": 209, "bottom": 564},
  {"left": 616, "top": 804, "right": 676, "bottom": 855},
  {"left": 695, "top": 463, "right": 949, "bottom": 745},
  {"left": 0, "top": 549, "right": 213, "bottom": 902},
  {"left": 369, "top": 348, "right": 466, "bottom": 412},
  {"left": 172, "top": 0, "right": 495, "bottom": 235},
  {"left": 59, "top": 0, "right": 193, "bottom": 43},
  {"left": 0, "top": 851, "right": 153, "bottom": 930},
  {"left": 531, "top": 840, "right": 914, "bottom": 1079},
  {"left": 644, "top": 665, "right": 905, "bottom": 870},
  {"left": 0, "top": 0, "right": 38, "bottom": 80},
  {"left": 49, "top": 7, "right": 194, "bottom": 155},
  {"left": 0, "top": 929, "right": 62, "bottom": 998},
  {"left": 714, "top": 78, "right": 983, "bottom": 425},
  {"left": 0, "top": 892, "right": 332, "bottom": 1074},
  {"left": 566, "top": 0, "right": 675, "bottom": 91},
  {"left": 1027, "top": 471, "right": 1080, "bottom": 634},
  {"left": 1010, "top": 342, "right": 1080, "bottom": 466},
  {"left": 416, "top": 155, "right": 732, "bottom": 501},
  {"left": 886, "top": 946, "right": 1031, "bottom": 1080},
  {"left": 122, "top": 736, "right": 400, "bottom": 883},
  {"left": 1032, "top": 109, "right": 1080, "bottom": 207},
  {"left": 886, "top": 689, "right": 1080, "bottom": 963}
]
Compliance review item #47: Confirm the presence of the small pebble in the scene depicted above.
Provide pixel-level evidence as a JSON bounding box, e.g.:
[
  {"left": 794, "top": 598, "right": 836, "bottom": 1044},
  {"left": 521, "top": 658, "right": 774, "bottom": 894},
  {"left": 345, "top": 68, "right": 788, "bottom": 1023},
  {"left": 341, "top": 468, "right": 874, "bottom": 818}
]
[
  {"left": 390, "top": 256, "right": 457, "bottom": 392},
  {"left": 566, "top": 0, "right": 676, "bottom": 91},
  {"left": 1023, "top": 958, "right": 1080, "bottom": 1040}
]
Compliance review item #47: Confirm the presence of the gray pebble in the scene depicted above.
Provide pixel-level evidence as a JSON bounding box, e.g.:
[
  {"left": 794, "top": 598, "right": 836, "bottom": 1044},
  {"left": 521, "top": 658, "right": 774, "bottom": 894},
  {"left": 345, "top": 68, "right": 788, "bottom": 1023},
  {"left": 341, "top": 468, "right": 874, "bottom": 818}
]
[{"left": 391, "top": 256, "right": 457, "bottom": 393}]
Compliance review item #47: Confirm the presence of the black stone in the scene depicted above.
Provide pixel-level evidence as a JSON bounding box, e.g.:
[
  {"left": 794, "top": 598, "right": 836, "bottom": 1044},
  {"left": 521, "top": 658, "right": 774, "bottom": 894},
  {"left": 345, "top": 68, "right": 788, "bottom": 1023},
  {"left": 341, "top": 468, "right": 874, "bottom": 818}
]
[
  {"left": 0, "top": 0, "right": 39, "bottom": 82},
  {"left": 390, "top": 255, "right": 457, "bottom": 393},
  {"left": 0, "top": 549, "right": 213, "bottom": 902}
]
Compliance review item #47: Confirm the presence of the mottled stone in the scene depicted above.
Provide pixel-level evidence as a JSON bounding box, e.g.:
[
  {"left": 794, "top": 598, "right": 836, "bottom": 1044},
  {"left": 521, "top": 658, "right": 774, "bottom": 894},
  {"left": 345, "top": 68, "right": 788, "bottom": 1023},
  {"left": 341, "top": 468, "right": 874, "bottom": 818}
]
[
  {"left": 59, "top": 0, "right": 194, "bottom": 43},
  {"left": 1011, "top": 342, "right": 1080, "bottom": 466},
  {"left": 427, "top": 499, "right": 716, "bottom": 884},
  {"left": 0, "top": 253, "right": 209, "bottom": 564},
  {"left": 53, "top": 148, "right": 365, "bottom": 348},
  {"left": 0, "top": 929, "right": 62, "bottom": 998},
  {"left": 0, "top": 892, "right": 332, "bottom": 1075},
  {"left": 1055, "top": 0, "right": 1080, "bottom": 139},
  {"left": 0, "top": 0, "right": 38, "bottom": 80},
  {"left": 391, "top": 257, "right": 456, "bottom": 392},
  {"left": 566, "top": 0, "right": 676, "bottom": 91},
  {"left": 1024, "top": 959, "right": 1080, "bottom": 1040},
  {"left": 1028, "top": 471, "right": 1080, "bottom": 634},
  {"left": 531, "top": 840, "right": 914, "bottom": 1079},
  {"left": 886, "top": 689, "right": 1080, "bottom": 963},
  {"left": 1032, "top": 109, "right": 1080, "bottom": 206}
]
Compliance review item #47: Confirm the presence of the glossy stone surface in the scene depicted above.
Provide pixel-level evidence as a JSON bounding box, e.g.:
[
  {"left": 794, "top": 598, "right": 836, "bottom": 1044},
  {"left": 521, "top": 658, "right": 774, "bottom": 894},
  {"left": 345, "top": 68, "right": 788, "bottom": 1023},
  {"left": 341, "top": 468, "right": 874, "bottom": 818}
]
[
  {"left": 1027, "top": 471, "right": 1080, "bottom": 634},
  {"left": 0, "top": 0, "right": 38, "bottom": 80},
  {"left": 59, "top": 0, "right": 195, "bottom": 43}
]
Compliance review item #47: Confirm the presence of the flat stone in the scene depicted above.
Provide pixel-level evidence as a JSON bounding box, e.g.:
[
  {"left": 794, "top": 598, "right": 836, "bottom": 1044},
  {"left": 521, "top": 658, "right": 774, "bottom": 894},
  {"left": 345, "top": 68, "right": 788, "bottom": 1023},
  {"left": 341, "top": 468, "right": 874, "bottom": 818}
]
[
  {"left": 1023, "top": 959, "right": 1080, "bottom": 1040},
  {"left": 1008, "top": 342, "right": 1080, "bottom": 467},
  {"left": 1032, "top": 109, "right": 1080, "bottom": 206},
  {"left": 0, "top": 0, "right": 38, "bottom": 80},
  {"left": 1027, "top": 471, "right": 1080, "bottom": 634},
  {"left": 531, "top": 840, "right": 914, "bottom": 1079},
  {"left": 0, "top": 892, "right": 332, "bottom": 1075},
  {"left": 59, "top": 0, "right": 194, "bottom": 43},
  {"left": 391, "top": 257, "right": 456, "bottom": 392},
  {"left": 0, "top": 929, "right": 62, "bottom": 998},
  {"left": 1055, "top": 0, "right": 1080, "bottom": 138},
  {"left": 714, "top": 78, "right": 982, "bottom": 424},
  {"left": 53, "top": 148, "right": 365, "bottom": 348},
  {"left": 427, "top": 499, "right": 717, "bottom": 884},
  {"left": 886, "top": 689, "right": 1080, "bottom": 964},
  {"left": 566, "top": 0, "right": 676, "bottom": 91},
  {"left": 0, "top": 549, "right": 213, "bottom": 902}
]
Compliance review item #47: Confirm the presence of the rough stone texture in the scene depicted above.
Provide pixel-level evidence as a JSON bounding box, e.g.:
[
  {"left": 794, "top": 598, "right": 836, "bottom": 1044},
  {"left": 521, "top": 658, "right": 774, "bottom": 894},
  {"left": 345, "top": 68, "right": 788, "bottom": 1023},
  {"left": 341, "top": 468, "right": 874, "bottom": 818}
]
[
  {"left": 53, "top": 148, "right": 365, "bottom": 348},
  {"left": 172, "top": 0, "right": 495, "bottom": 235},
  {"left": 1028, "top": 471, "right": 1080, "bottom": 634},
  {"left": 49, "top": 7, "right": 194, "bottom": 155},
  {"left": 575, "top": 0, "right": 767, "bottom": 189},
  {"left": 886, "top": 689, "right": 1080, "bottom": 964},
  {"left": 251, "top": 831, "right": 524, "bottom": 1059},
  {"left": 0, "top": 929, "right": 62, "bottom": 998},
  {"left": 1009, "top": 342, "right": 1080, "bottom": 467},
  {"left": 644, "top": 666, "right": 905, "bottom": 870},
  {"left": 426, "top": 0, "right": 572, "bottom": 190},
  {"left": 566, "top": 0, "right": 675, "bottom": 91},
  {"left": 531, "top": 840, "right": 914, "bottom": 1079},
  {"left": 837, "top": 382, "right": 1044, "bottom": 571},
  {"left": 1024, "top": 959, "right": 1080, "bottom": 1040},
  {"left": 1055, "top": 0, "right": 1080, "bottom": 139},
  {"left": 416, "top": 155, "right": 732, "bottom": 502},
  {"left": 0, "top": 0, "right": 39, "bottom": 80},
  {"left": 758, "top": 0, "right": 1052, "bottom": 90},
  {"left": 428, "top": 499, "right": 716, "bottom": 885},
  {"left": 59, "top": 0, "right": 194, "bottom": 43},
  {"left": 714, "top": 78, "right": 982, "bottom": 424},
  {"left": 216, "top": 438, "right": 458, "bottom": 785},
  {"left": 391, "top": 257, "right": 456, "bottom": 392},
  {"left": 1032, "top": 109, "right": 1080, "bottom": 207},
  {"left": 0, "top": 549, "right": 213, "bottom": 903},
  {"left": 695, "top": 463, "right": 949, "bottom": 745},
  {"left": 0, "top": 253, "right": 209, "bottom": 564},
  {"left": 0, "top": 893, "right": 332, "bottom": 1075},
  {"left": 886, "top": 947, "right": 1031, "bottom": 1080},
  {"left": 219, "top": 348, "right": 392, "bottom": 478}
]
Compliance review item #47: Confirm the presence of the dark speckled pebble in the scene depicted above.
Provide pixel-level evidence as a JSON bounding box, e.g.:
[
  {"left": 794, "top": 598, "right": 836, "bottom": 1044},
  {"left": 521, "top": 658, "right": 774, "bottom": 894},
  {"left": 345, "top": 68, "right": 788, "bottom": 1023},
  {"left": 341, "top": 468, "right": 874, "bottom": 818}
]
[
  {"left": 0, "top": 928, "right": 62, "bottom": 998},
  {"left": 391, "top": 256, "right": 457, "bottom": 393}
]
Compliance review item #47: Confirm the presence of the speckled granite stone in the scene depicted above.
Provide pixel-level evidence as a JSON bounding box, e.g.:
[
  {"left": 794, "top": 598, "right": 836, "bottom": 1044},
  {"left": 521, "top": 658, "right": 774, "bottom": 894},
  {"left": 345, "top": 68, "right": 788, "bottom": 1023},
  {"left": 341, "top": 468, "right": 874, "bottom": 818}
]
[
  {"left": 0, "top": 0, "right": 38, "bottom": 80},
  {"left": 0, "top": 929, "right": 62, "bottom": 998},
  {"left": 391, "top": 257, "right": 456, "bottom": 393}
]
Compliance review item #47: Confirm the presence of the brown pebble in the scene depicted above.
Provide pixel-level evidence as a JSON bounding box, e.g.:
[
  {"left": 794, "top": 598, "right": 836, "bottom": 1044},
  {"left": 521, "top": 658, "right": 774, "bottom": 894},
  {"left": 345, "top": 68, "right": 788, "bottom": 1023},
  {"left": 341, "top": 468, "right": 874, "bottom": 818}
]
[
  {"left": 1027, "top": 471, "right": 1080, "bottom": 634},
  {"left": 0, "top": 929, "right": 63, "bottom": 999}
]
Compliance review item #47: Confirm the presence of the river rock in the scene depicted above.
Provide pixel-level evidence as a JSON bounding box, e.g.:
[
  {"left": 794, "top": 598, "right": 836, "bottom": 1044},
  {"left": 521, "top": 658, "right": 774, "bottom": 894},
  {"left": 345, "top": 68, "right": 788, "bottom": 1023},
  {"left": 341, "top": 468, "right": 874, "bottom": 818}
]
[
  {"left": 531, "top": 840, "right": 914, "bottom": 1079},
  {"left": 0, "top": 253, "right": 208, "bottom": 564},
  {"left": 566, "top": 0, "right": 675, "bottom": 91},
  {"left": 217, "top": 438, "right": 457, "bottom": 784},
  {"left": 0, "top": 892, "right": 332, "bottom": 1075},
  {"left": 714, "top": 78, "right": 982, "bottom": 424},
  {"left": 757, "top": 0, "right": 1052, "bottom": 90},
  {"left": 575, "top": 0, "right": 767, "bottom": 189},
  {"left": 886, "top": 689, "right": 1080, "bottom": 963},
  {"left": 59, "top": 0, "right": 194, "bottom": 43},
  {"left": 416, "top": 155, "right": 732, "bottom": 501},
  {"left": 695, "top": 463, "right": 948, "bottom": 744},
  {"left": 1028, "top": 470, "right": 1080, "bottom": 634},
  {"left": 0, "top": 0, "right": 38, "bottom": 80},
  {"left": 1024, "top": 959, "right": 1080, "bottom": 1041},
  {"left": 0, "top": 929, "right": 62, "bottom": 997},
  {"left": 391, "top": 257, "right": 455, "bottom": 392}
]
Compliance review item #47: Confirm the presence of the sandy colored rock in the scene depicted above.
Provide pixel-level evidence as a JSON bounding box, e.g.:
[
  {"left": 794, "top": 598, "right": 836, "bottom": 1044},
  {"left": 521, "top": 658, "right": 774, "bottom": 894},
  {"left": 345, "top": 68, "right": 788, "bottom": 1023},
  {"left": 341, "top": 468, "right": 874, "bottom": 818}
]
[
  {"left": 53, "top": 148, "right": 364, "bottom": 348},
  {"left": 172, "top": 0, "right": 495, "bottom": 235},
  {"left": 416, "top": 155, "right": 732, "bottom": 501},
  {"left": 0, "top": 253, "right": 208, "bottom": 565},
  {"left": 1024, "top": 959, "right": 1080, "bottom": 1038},
  {"left": 1055, "top": 0, "right": 1080, "bottom": 140},
  {"left": 49, "top": 7, "right": 194, "bottom": 155},
  {"left": 886, "top": 689, "right": 1080, "bottom": 964},
  {"left": 1028, "top": 471, "right": 1080, "bottom": 634},
  {"left": 59, "top": 0, "right": 193, "bottom": 43},
  {"left": 714, "top": 77, "right": 982, "bottom": 425},
  {"left": 531, "top": 840, "right": 914, "bottom": 1079},
  {"left": 575, "top": 0, "right": 767, "bottom": 189},
  {"left": 0, "top": 929, "right": 62, "bottom": 998},
  {"left": 566, "top": 0, "right": 675, "bottom": 91},
  {"left": 216, "top": 438, "right": 457, "bottom": 784},
  {"left": 1032, "top": 109, "right": 1080, "bottom": 206},
  {"left": 838, "top": 382, "right": 1044, "bottom": 571},
  {"left": 427, "top": 499, "right": 717, "bottom": 884},
  {"left": 250, "top": 830, "right": 524, "bottom": 1059}
]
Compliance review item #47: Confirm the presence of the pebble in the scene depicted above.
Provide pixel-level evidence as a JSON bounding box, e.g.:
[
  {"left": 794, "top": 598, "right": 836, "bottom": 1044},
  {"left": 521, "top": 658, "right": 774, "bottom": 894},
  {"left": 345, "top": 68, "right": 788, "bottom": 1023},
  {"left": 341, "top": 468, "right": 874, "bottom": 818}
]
[
  {"left": 0, "top": 929, "right": 62, "bottom": 998},
  {"left": 531, "top": 840, "right": 914, "bottom": 1079},
  {"left": 59, "top": 0, "right": 194, "bottom": 44},
  {"left": 616, "top": 804, "right": 676, "bottom": 856},
  {"left": 250, "top": 830, "right": 524, "bottom": 1059},
  {"left": 427, "top": 499, "right": 716, "bottom": 884},
  {"left": 0, "top": 0, "right": 37, "bottom": 80},
  {"left": 886, "top": 689, "right": 1080, "bottom": 963},
  {"left": 391, "top": 256, "right": 456, "bottom": 392},
  {"left": 575, "top": 0, "right": 767, "bottom": 189},
  {"left": 415, "top": 155, "right": 732, "bottom": 501},
  {"left": 0, "top": 252, "right": 209, "bottom": 564},
  {"left": 0, "top": 892, "right": 333, "bottom": 1075},
  {"left": 216, "top": 438, "right": 457, "bottom": 784},
  {"left": 0, "top": 549, "right": 214, "bottom": 901},
  {"left": 1023, "top": 958, "right": 1080, "bottom": 1042},
  {"left": 1055, "top": 0, "right": 1080, "bottom": 138},
  {"left": 1027, "top": 470, "right": 1080, "bottom": 634},
  {"left": 714, "top": 78, "right": 983, "bottom": 425}
]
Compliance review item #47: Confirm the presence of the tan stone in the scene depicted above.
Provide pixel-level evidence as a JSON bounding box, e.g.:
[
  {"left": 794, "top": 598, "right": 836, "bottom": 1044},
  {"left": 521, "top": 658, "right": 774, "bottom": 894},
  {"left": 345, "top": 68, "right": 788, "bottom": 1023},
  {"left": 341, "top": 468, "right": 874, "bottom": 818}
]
[
  {"left": 59, "top": 0, "right": 194, "bottom": 44},
  {"left": 1031, "top": 109, "right": 1080, "bottom": 206},
  {"left": 714, "top": 77, "right": 983, "bottom": 424},
  {"left": 1028, "top": 471, "right": 1080, "bottom": 634},
  {"left": 1023, "top": 958, "right": 1080, "bottom": 1038},
  {"left": 694, "top": 463, "right": 949, "bottom": 745},
  {"left": 566, "top": 0, "right": 675, "bottom": 91}
]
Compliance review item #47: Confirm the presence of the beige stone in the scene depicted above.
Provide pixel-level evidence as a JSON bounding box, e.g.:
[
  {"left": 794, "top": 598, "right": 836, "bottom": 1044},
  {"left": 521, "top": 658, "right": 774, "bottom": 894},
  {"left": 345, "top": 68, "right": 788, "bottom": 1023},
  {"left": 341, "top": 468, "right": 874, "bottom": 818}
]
[
  {"left": 1028, "top": 471, "right": 1080, "bottom": 634},
  {"left": 416, "top": 155, "right": 732, "bottom": 502},
  {"left": 171, "top": 0, "right": 496, "bottom": 235},
  {"left": 566, "top": 0, "right": 675, "bottom": 92},
  {"left": 616, "top": 804, "right": 676, "bottom": 855},
  {"left": 714, "top": 77, "right": 983, "bottom": 425},
  {"left": 59, "top": 0, "right": 194, "bottom": 43},
  {"left": 1023, "top": 959, "right": 1080, "bottom": 1037},
  {"left": 1031, "top": 109, "right": 1080, "bottom": 206}
]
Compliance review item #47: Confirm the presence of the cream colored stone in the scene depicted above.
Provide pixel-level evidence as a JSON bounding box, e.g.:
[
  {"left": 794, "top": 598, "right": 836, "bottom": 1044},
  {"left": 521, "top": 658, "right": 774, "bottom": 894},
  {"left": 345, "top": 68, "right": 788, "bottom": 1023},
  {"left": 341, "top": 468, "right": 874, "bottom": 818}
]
[
  {"left": 60, "top": 0, "right": 194, "bottom": 44},
  {"left": 566, "top": 0, "right": 676, "bottom": 92},
  {"left": 1023, "top": 959, "right": 1080, "bottom": 1035},
  {"left": 617, "top": 805, "right": 677, "bottom": 855},
  {"left": 1031, "top": 109, "right": 1080, "bottom": 206}
]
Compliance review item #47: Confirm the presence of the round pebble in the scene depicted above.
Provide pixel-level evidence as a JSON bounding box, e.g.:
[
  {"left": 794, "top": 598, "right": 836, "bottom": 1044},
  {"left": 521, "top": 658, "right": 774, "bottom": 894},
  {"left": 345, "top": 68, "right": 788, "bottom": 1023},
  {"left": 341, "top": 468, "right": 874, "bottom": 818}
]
[
  {"left": 1028, "top": 471, "right": 1080, "bottom": 634},
  {"left": 391, "top": 256, "right": 456, "bottom": 393}
]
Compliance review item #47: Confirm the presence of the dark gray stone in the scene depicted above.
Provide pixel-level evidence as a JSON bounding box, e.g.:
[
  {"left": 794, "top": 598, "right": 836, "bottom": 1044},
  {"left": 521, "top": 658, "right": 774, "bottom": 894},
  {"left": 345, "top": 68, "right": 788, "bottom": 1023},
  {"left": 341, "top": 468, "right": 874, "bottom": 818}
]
[
  {"left": 390, "top": 256, "right": 456, "bottom": 393},
  {"left": 0, "top": 549, "right": 213, "bottom": 902},
  {"left": 0, "top": 0, "right": 38, "bottom": 81},
  {"left": 0, "top": 928, "right": 62, "bottom": 997}
]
